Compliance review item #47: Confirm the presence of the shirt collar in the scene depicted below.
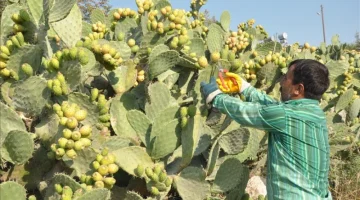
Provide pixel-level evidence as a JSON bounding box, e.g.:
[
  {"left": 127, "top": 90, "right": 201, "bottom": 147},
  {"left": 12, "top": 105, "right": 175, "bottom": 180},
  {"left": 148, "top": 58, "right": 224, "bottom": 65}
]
[{"left": 283, "top": 98, "right": 319, "bottom": 105}]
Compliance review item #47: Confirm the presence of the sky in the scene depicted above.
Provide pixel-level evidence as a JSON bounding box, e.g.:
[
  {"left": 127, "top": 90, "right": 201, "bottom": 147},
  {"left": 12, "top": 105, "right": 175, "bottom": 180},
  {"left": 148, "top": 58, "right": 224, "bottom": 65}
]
[{"left": 109, "top": 0, "right": 360, "bottom": 47}]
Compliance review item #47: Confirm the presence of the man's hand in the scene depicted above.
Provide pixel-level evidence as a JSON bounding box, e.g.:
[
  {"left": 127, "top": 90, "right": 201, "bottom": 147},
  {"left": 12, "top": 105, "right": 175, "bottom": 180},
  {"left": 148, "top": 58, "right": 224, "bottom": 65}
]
[
  {"left": 217, "top": 72, "right": 250, "bottom": 94},
  {"left": 200, "top": 77, "right": 223, "bottom": 104}
]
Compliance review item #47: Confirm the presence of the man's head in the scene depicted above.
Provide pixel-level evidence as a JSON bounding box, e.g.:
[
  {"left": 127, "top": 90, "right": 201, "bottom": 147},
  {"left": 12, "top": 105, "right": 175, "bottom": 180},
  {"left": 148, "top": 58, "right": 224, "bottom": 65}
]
[{"left": 280, "top": 59, "right": 330, "bottom": 102}]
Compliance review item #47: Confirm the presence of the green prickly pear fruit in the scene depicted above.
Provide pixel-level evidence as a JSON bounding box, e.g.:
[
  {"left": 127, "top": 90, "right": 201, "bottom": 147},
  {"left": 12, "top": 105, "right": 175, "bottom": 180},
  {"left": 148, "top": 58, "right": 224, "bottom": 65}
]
[
  {"left": 47, "top": 80, "right": 53, "bottom": 89},
  {"left": 150, "top": 174, "right": 159, "bottom": 182},
  {"left": 66, "top": 117, "right": 78, "bottom": 129},
  {"left": 19, "top": 9, "right": 30, "bottom": 21},
  {"left": 127, "top": 39, "right": 136, "bottom": 47},
  {"left": 145, "top": 167, "right": 153, "bottom": 177},
  {"left": 11, "top": 36, "right": 21, "bottom": 48},
  {"left": 52, "top": 85, "right": 63, "bottom": 96},
  {"left": 58, "top": 137, "right": 68, "bottom": 148},
  {"left": 69, "top": 47, "right": 78, "bottom": 60},
  {"left": 164, "top": 177, "right": 173, "bottom": 187},
  {"left": 117, "top": 32, "right": 125, "bottom": 41},
  {"left": 150, "top": 186, "right": 159, "bottom": 196},
  {"left": 53, "top": 79, "right": 61, "bottom": 87},
  {"left": 108, "top": 163, "right": 119, "bottom": 174},
  {"left": 74, "top": 140, "right": 84, "bottom": 151},
  {"left": 91, "top": 88, "right": 99, "bottom": 101},
  {"left": 71, "top": 131, "right": 81, "bottom": 141},
  {"left": 21, "top": 63, "right": 33, "bottom": 76},
  {"left": 66, "top": 149, "right": 77, "bottom": 159},
  {"left": 178, "top": 35, "right": 189, "bottom": 45},
  {"left": 10, "top": 70, "right": 19, "bottom": 80},
  {"left": 134, "top": 164, "right": 145, "bottom": 177},
  {"left": 101, "top": 147, "right": 109, "bottom": 156},
  {"left": 63, "top": 106, "right": 76, "bottom": 118},
  {"left": 131, "top": 45, "right": 139, "bottom": 53},
  {"left": 59, "top": 117, "right": 68, "bottom": 126},
  {"left": 99, "top": 106, "right": 109, "bottom": 115},
  {"left": 57, "top": 72, "right": 66, "bottom": 84},
  {"left": 73, "top": 189, "right": 83, "bottom": 199},
  {"left": 28, "top": 195, "right": 37, "bottom": 200},
  {"left": 74, "top": 109, "right": 87, "bottom": 121},
  {"left": 181, "top": 117, "right": 188, "bottom": 128},
  {"left": 94, "top": 181, "right": 105, "bottom": 188},
  {"left": 198, "top": 56, "right": 208, "bottom": 68},
  {"left": 153, "top": 164, "right": 162, "bottom": 175},
  {"left": 96, "top": 154, "right": 103, "bottom": 162},
  {"left": 92, "top": 172, "right": 103, "bottom": 182},
  {"left": 15, "top": 32, "right": 25, "bottom": 46},
  {"left": 228, "top": 51, "right": 236, "bottom": 62},
  {"left": 63, "top": 129, "right": 72, "bottom": 139},
  {"left": 101, "top": 44, "right": 111, "bottom": 54},
  {"left": 51, "top": 143, "right": 58, "bottom": 152},
  {"left": 75, "top": 40, "right": 83, "bottom": 47},
  {"left": 78, "top": 50, "right": 89, "bottom": 65},
  {"left": 93, "top": 161, "right": 100, "bottom": 170},
  {"left": 103, "top": 54, "right": 112, "bottom": 62},
  {"left": 80, "top": 174, "right": 87, "bottom": 183},
  {"left": 103, "top": 177, "right": 116, "bottom": 185},
  {"left": 0, "top": 68, "right": 10, "bottom": 77},
  {"left": 180, "top": 107, "right": 188, "bottom": 117},
  {"left": 159, "top": 171, "right": 167, "bottom": 182},
  {"left": 232, "top": 59, "right": 242, "bottom": 70},
  {"left": 0, "top": 53, "right": 9, "bottom": 60},
  {"left": 79, "top": 125, "right": 92, "bottom": 137},
  {"left": 50, "top": 58, "right": 60, "bottom": 70},
  {"left": 79, "top": 138, "right": 91, "bottom": 147},
  {"left": 11, "top": 13, "right": 23, "bottom": 23},
  {"left": 54, "top": 183, "right": 63, "bottom": 194},
  {"left": 0, "top": 61, "right": 6, "bottom": 69},
  {"left": 56, "top": 148, "right": 65, "bottom": 157},
  {"left": 47, "top": 151, "right": 56, "bottom": 159},
  {"left": 98, "top": 165, "right": 109, "bottom": 176},
  {"left": 99, "top": 114, "right": 110, "bottom": 122},
  {"left": 211, "top": 52, "right": 220, "bottom": 62},
  {"left": 100, "top": 155, "right": 114, "bottom": 165},
  {"left": 56, "top": 110, "right": 64, "bottom": 117},
  {"left": 187, "top": 105, "right": 196, "bottom": 117},
  {"left": 0, "top": 46, "right": 10, "bottom": 56},
  {"left": 13, "top": 24, "right": 26, "bottom": 32},
  {"left": 109, "top": 48, "right": 117, "bottom": 57},
  {"left": 53, "top": 103, "right": 61, "bottom": 111},
  {"left": 62, "top": 186, "right": 73, "bottom": 197},
  {"left": 65, "top": 139, "right": 75, "bottom": 149}
]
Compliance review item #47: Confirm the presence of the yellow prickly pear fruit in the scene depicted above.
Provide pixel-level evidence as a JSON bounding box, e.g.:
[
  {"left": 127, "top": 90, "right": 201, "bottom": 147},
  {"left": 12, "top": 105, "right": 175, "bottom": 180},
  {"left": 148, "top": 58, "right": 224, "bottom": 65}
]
[{"left": 211, "top": 52, "right": 220, "bottom": 62}]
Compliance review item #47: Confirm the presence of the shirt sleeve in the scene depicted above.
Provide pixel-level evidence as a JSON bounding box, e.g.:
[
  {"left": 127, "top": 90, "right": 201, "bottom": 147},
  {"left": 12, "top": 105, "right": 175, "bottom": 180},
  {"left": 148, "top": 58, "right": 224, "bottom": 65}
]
[
  {"left": 213, "top": 93, "right": 286, "bottom": 132},
  {"left": 242, "top": 85, "right": 279, "bottom": 105}
]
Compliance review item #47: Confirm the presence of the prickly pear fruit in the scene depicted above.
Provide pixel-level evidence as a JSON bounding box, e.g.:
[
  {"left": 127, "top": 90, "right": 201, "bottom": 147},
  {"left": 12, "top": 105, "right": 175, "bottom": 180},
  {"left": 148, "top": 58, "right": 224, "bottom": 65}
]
[
  {"left": 56, "top": 148, "right": 65, "bottom": 157},
  {"left": 66, "top": 149, "right": 77, "bottom": 159},
  {"left": 117, "top": 32, "right": 125, "bottom": 41},
  {"left": 78, "top": 50, "right": 89, "bottom": 65},
  {"left": 91, "top": 88, "right": 99, "bottom": 101},
  {"left": 19, "top": 9, "right": 30, "bottom": 21},
  {"left": 62, "top": 186, "right": 73, "bottom": 197},
  {"left": 94, "top": 181, "right": 105, "bottom": 188},
  {"left": 28, "top": 195, "right": 37, "bottom": 200},
  {"left": 65, "top": 140, "right": 75, "bottom": 149},
  {"left": 79, "top": 125, "right": 92, "bottom": 137},
  {"left": 211, "top": 52, "right": 220, "bottom": 62},
  {"left": 145, "top": 167, "right": 153, "bottom": 177},
  {"left": 79, "top": 138, "right": 91, "bottom": 147},
  {"left": 0, "top": 46, "right": 10, "bottom": 56},
  {"left": 135, "top": 164, "right": 145, "bottom": 177},
  {"left": 54, "top": 183, "right": 63, "bottom": 194},
  {"left": 71, "top": 131, "right": 81, "bottom": 141},
  {"left": 151, "top": 186, "right": 160, "bottom": 196},
  {"left": 108, "top": 163, "right": 119, "bottom": 174},
  {"left": 98, "top": 165, "right": 109, "bottom": 176},
  {"left": 69, "top": 47, "right": 78, "bottom": 60},
  {"left": 74, "top": 140, "right": 84, "bottom": 151},
  {"left": 63, "top": 106, "right": 76, "bottom": 118},
  {"left": 198, "top": 56, "right": 208, "bottom": 68},
  {"left": 127, "top": 39, "right": 136, "bottom": 47},
  {"left": 58, "top": 137, "right": 68, "bottom": 148},
  {"left": 52, "top": 85, "right": 62, "bottom": 96},
  {"left": 15, "top": 32, "right": 25, "bottom": 46},
  {"left": 21, "top": 63, "right": 33, "bottom": 76},
  {"left": 187, "top": 105, "right": 197, "bottom": 117},
  {"left": 103, "top": 177, "right": 116, "bottom": 185},
  {"left": 93, "top": 161, "right": 100, "bottom": 170},
  {"left": 92, "top": 172, "right": 103, "bottom": 182},
  {"left": 66, "top": 117, "right": 78, "bottom": 129},
  {"left": 74, "top": 109, "right": 87, "bottom": 121},
  {"left": 165, "top": 177, "right": 173, "bottom": 187},
  {"left": 50, "top": 58, "right": 60, "bottom": 70},
  {"left": 159, "top": 171, "right": 167, "bottom": 182}
]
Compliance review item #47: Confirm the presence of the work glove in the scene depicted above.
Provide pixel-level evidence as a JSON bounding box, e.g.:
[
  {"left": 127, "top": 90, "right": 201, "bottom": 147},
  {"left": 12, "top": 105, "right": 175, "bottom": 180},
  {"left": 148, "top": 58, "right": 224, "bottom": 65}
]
[
  {"left": 200, "top": 76, "right": 223, "bottom": 104},
  {"left": 216, "top": 72, "right": 250, "bottom": 93}
]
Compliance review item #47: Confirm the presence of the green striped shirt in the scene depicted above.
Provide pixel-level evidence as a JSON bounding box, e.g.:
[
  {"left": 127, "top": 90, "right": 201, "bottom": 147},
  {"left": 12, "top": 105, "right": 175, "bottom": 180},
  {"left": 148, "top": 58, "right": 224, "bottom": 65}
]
[{"left": 212, "top": 86, "right": 332, "bottom": 200}]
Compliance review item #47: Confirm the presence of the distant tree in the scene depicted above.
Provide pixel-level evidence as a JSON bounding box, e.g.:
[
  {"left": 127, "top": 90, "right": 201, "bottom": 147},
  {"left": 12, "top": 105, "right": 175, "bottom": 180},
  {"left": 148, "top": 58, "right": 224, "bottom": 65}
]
[
  {"left": 0, "top": 0, "right": 8, "bottom": 19},
  {"left": 203, "top": 9, "right": 217, "bottom": 26},
  {"left": 344, "top": 32, "right": 360, "bottom": 51},
  {"left": 77, "top": 0, "right": 112, "bottom": 22}
]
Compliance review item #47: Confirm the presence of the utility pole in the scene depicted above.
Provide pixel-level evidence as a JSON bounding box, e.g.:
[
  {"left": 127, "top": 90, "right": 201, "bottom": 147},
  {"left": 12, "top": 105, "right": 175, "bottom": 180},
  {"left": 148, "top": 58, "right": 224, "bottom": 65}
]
[{"left": 317, "top": 5, "right": 326, "bottom": 44}]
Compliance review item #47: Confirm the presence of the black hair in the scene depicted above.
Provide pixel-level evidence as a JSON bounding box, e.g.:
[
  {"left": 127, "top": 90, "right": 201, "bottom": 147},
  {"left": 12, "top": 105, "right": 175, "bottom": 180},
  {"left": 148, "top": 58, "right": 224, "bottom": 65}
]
[{"left": 288, "top": 59, "right": 330, "bottom": 100}]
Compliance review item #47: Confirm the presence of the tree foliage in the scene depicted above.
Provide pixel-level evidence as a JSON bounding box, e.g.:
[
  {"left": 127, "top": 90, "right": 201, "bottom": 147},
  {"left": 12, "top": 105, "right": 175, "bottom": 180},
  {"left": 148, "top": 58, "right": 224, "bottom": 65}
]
[{"left": 77, "top": 0, "right": 112, "bottom": 22}]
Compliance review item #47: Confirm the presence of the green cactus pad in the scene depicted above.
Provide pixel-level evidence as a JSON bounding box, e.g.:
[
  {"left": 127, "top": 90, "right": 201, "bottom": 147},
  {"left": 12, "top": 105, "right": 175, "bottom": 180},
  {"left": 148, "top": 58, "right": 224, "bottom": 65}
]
[
  {"left": 325, "top": 60, "right": 349, "bottom": 88},
  {"left": 49, "top": 0, "right": 77, "bottom": 22},
  {"left": 79, "top": 48, "right": 98, "bottom": 78},
  {"left": 0, "top": 102, "right": 26, "bottom": 145},
  {"left": 59, "top": 60, "right": 82, "bottom": 90},
  {"left": 178, "top": 69, "right": 195, "bottom": 93},
  {"left": 6, "top": 45, "right": 42, "bottom": 79},
  {"left": 77, "top": 188, "right": 111, "bottom": 200},
  {"left": 103, "top": 136, "right": 133, "bottom": 151},
  {"left": 189, "top": 38, "right": 205, "bottom": 57},
  {"left": 109, "top": 41, "right": 132, "bottom": 60},
  {"left": 206, "top": 139, "right": 220, "bottom": 176},
  {"left": 11, "top": 76, "right": 51, "bottom": 115},
  {"left": 336, "top": 88, "right": 354, "bottom": 112},
  {"left": 68, "top": 92, "right": 99, "bottom": 125},
  {"left": 115, "top": 18, "right": 138, "bottom": 41},
  {"left": 157, "top": 68, "right": 181, "bottom": 89},
  {"left": 1, "top": 130, "right": 34, "bottom": 165},
  {"left": 140, "top": 32, "right": 167, "bottom": 48},
  {"left": 194, "top": 124, "right": 213, "bottom": 156},
  {"left": 63, "top": 148, "right": 97, "bottom": 177},
  {"left": 255, "top": 41, "right": 282, "bottom": 57},
  {"left": 124, "top": 191, "right": 144, "bottom": 200},
  {"left": 144, "top": 82, "right": 172, "bottom": 120},
  {"left": 113, "top": 146, "right": 154, "bottom": 176},
  {"left": 177, "top": 56, "right": 198, "bottom": 69},
  {"left": 26, "top": 0, "right": 44, "bottom": 25},
  {"left": 207, "top": 23, "right": 225, "bottom": 54},
  {"left": 127, "top": 110, "right": 152, "bottom": 146},
  {"left": 44, "top": 173, "right": 84, "bottom": 199},
  {"left": 90, "top": 8, "right": 106, "bottom": 24},
  {"left": 150, "top": 119, "right": 181, "bottom": 159},
  {"left": 174, "top": 167, "right": 210, "bottom": 200},
  {"left": 212, "top": 158, "right": 249, "bottom": 193},
  {"left": 352, "top": 73, "right": 360, "bottom": 88},
  {"left": 51, "top": 4, "right": 82, "bottom": 47},
  {"left": 181, "top": 114, "right": 202, "bottom": 168},
  {"left": 219, "top": 128, "right": 250, "bottom": 155},
  {"left": 110, "top": 93, "right": 138, "bottom": 140},
  {"left": 194, "top": 67, "right": 212, "bottom": 97},
  {"left": 347, "top": 98, "right": 360, "bottom": 122},
  {"left": 257, "top": 62, "right": 281, "bottom": 85},
  {"left": 0, "top": 181, "right": 27, "bottom": 200},
  {"left": 220, "top": 11, "right": 231, "bottom": 31},
  {"left": 1, "top": 80, "right": 15, "bottom": 106},
  {"left": 106, "top": 60, "right": 137, "bottom": 94},
  {"left": 82, "top": 22, "right": 93, "bottom": 37},
  {"left": 149, "top": 44, "right": 170, "bottom": 63},
  {"left": 35, "top": 113, "right": 60, "bottom": 146},
  {"left": 0, "top": 4, "right": 23, "bottom": 45},
  {"left": 148, "top": 50, "right": 179, "bottom": 80}
]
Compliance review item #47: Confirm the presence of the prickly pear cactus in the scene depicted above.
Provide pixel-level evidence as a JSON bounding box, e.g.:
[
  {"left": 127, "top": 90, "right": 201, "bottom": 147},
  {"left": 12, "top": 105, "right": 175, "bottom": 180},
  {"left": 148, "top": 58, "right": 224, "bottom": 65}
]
[{"left": 0, "top": 0, "right": 359, "bottom": 199}]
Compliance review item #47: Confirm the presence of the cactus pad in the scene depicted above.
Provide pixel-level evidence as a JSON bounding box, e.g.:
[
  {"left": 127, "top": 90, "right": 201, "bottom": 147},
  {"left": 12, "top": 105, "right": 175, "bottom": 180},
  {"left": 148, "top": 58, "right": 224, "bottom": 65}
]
[
  {"left": 220, "top": 11, "right": 231, "bottom": 31},
  {"left": 189, "top": 38, "right": 205, "bottom": 57},
  {"left": 0, "top": 4, "right": 23, "bottom": 45},
  {"left": 0, "top": 102, "right": 26, "bottom": 145},
  {"left": 68, "top": 92, "right": 99, "bottom": 125},
  {"left": 145, "top": 82, "right": 174, "bottom": 120},
  {"left": 110, "top": 93, "right": 138, "bottom": 139},
  {"left": 0, "top": 181, "right": 27, "bottom": 200},
  {"left": 149, "top": 44, "right": 170, "bottom": 63},
  {"left": 336, "top": 88, "right": 354, "bottom": 112},
  {"left": 219, "top": 128, "right": 250, "bottom": 155},
  {"left": 59, "top": 61, "right": 82, "bottom": 90},
  {"left": 11, "top": 76, "right": 51, "bottom": 115},
  {"left": 148, "top": 50, "right": 179, "bottom": 80},
  {"left": 109, "top": 41, "right": 132, "bottom": 60},
  {"left": 78, "top": 188, "right": 111, "bottom": 200},
  {"left": 127, "top": 110, "right": 152, "bottom": 145},
  {"left": 255, "top": 41, "right": 282, "bottom": 57},
  {"left": 113, "top": 146, "right": 154, "bottom": 176},
  {"left": 63, "top": 148, "right": 97, "bottom": 177},
  {"left": 347, "top": 98, "right": 360, "bottom": 122},
  {"left": 35, "top": 113, "right": 60, "bottom": 146},
  {"left": 106, "top": 60, "right": 137, "bottom": 94},
  {"left": 90, "top": 8, "right": 106, "bottom": 24},
  {"left": 181, "top": 115, "right": 202, "bottom": 167},
  {"left": 49, "top": 0, "right": 77, "bottom": 22},
  {"left": 207, "top": 23, "right": 225, "bottom": 54},
  {"left": 124, "top": 191, "right": 144, "bottom": 200},
  {"left": 51, "top": 5, "right": 82, "bottom": 47},
  {"left": 1, "top": 130, "right": 34, "bottom": 165},
  {"left": 174, "top": 167, "right": 210, "bottom": 200},
  {"left": 103, "top": 136, "right": 133, "bottom": 151},
  {"left": 206, "top": 139, "right": 220, "bottom": 176},
  {"left": 212, "top": 158, "right": 249, "bottom": 193},
  {"left": 115, "top": 18, "right": 138, "bottom": 41}
]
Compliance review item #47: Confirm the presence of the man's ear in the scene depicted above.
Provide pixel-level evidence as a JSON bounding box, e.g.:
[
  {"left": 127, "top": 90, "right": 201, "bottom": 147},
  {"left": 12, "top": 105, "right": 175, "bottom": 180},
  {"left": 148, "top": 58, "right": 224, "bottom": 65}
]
[{"left": 295, "top": 83, "right": 305, "bottom": 96}]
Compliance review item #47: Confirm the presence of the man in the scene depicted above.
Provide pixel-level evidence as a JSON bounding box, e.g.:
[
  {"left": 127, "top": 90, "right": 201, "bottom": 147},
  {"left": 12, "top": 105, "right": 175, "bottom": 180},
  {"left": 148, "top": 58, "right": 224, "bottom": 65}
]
[{"left": 200, "top": 59, "right": 332, "bottom": 200}]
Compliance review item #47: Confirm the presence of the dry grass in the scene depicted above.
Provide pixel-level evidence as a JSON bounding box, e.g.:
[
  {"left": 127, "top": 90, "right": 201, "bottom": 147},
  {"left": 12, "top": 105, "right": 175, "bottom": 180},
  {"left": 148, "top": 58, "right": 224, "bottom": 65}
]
[{"left": 329, "top": 169, "right": 360, "bottom": 200}]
